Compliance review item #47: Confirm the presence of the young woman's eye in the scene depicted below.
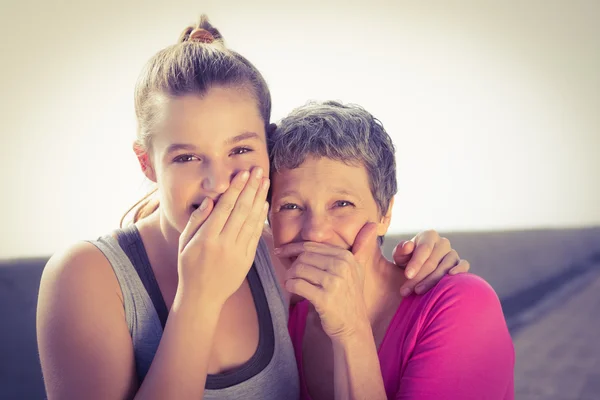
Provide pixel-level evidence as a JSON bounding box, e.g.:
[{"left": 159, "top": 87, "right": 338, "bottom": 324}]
[
  {"left": 173, "top": 154, "right": 198, "bottom": 163},
  {"left": 334, "top": 200, "right": 355, "bottom": 208},
  {"left": 280, "top": 203, "right": 300, "bottom": 211},
  {"left": 231, "top": 147, "right": 253, "bottom": 156}
]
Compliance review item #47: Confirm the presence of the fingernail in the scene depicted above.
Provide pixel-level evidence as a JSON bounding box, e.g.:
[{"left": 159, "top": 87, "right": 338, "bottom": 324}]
[
  {"left": 255, "top": 167, "right": 263, "bottom": 179},
  {"left": 449, "top": 267, "right": 458, "bottom": 275},
  {"left": 400, "top": 288, "right": 411, "bottom": 297},
  {"left": 199, "top": 198, "right": 209, "bottom": 211},
  {"left": 240, "top": 170, "right": 250, "bottom": 181},
  {"left": 406, "top": 269, "right": 415, "bottom": 279},
  {"left": 262, "top": 178, "right": 270, "bottom": 191}
]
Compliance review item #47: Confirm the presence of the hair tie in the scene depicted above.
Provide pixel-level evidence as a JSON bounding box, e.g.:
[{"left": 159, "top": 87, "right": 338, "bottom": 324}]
[{"left": 189, "top": 28, "right": 215, "bottom": 44}]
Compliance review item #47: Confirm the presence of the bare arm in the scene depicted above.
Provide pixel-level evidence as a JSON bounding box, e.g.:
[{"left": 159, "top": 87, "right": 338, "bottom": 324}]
[
  {"left": 331, "top": 327, "right": 386, "bottom": 400},
  {"left": 37, "top": 242, "right": 139, "bottom": 399},
  {"left": 37, "top": 242, "right": 225, "bottom": 400}
]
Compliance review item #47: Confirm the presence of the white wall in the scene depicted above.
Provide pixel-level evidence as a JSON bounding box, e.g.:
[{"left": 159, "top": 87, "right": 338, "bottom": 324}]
[{"left": 1, "top": 0, "right": 598, "bottom": 259}]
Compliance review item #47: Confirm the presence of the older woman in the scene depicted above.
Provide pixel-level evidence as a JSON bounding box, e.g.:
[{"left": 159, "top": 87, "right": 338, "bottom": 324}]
[{"left": 269, "top": 101, "right": 515, "bottom": 399}]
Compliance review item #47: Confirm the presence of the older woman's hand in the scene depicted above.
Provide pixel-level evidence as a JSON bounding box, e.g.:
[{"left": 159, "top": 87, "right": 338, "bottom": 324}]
[
  {"left": 392, "top": 230, "right": 471, "bottom": 296},
  {"left": 276, "top": 224, "right": 380, "bottom": 341}
]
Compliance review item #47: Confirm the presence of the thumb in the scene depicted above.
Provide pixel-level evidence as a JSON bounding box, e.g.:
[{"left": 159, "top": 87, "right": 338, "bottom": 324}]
[{"left": 351, "top": 222, "right": 379, "bottom": 266}]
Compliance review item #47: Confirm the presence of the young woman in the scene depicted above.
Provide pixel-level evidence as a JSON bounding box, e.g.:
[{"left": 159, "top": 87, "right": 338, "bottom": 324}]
[
  {"left": 36, "top": 16, "right": 469, "bottom": 399},
  {"left": 270, "top": 101, "right": 515, "bottom": 399}
]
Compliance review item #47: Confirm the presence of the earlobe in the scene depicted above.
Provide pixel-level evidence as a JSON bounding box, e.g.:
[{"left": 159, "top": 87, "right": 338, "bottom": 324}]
[
  {"left": 133, "top": 143, "right": 157, "bottom": 182},
  {"left": 377, "top": 197, "right": 395, "bottom": 236}
]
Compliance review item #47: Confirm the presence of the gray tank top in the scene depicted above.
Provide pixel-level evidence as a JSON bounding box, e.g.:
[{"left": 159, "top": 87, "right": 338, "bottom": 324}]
[{"left": 89, "top": 225, "right": 299, "bottom": 399}]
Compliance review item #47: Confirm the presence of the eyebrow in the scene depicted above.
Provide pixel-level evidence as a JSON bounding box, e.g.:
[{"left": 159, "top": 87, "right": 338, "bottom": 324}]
[
  {"left": 165, "top": 143, "right": 197, "bottom": 155},
  {"left": 331, "top": 188, "right": 358, "bottom": 197},
  {"left": 225, "top": 131, "right": 262, "bottom": 146},
  {"left": 277, "top": 188, "right": 359, "bottom": 199},
  {"left": 165, "top": 132, "right": 262, "bottom": 155}
]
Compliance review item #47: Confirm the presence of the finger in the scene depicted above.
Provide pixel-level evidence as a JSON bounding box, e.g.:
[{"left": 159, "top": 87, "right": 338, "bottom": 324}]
[
  {"left": 294, "top": 251, "right": 347, "bottom": 275},
  {"left": 392, "top": 240, "right": 415, "bottom": 268},
  {"left": 351, "top": 222, "right": 379, "bottom": 267},
  {"left": 405, "top": 234, "right": 450, "bottom": 280},
  {"left": 275, "top": 241, "right": 345, "bottom": 258},
  {"left": 286, "top": 263, "right": 332, "bottom": 287},
  {"left": 178, "top": 197, "right": 214, "bottom": 252},
  {"left": 235, "top": 176, "right": 269, "bottom": 244},
  {"left": 449, "top": 259, "right": 470, "bottom": 275},
  {"left": 412, "top": 250, "right": 462, "bottom": 295},
  {"left": 285, "top": 278, "right": 324, "bottom": 306},
  {"left": 201, "top": 169, "right": 251, "bottom": 235},
  {"left": 246, "top": 201, "right": 269, "bottom": 258},
  {"left": 400, "top": 242, "right": 454, "bottom": 296},
  {"left": 221, "top": 167, "right": 266, "bottom": 238}
]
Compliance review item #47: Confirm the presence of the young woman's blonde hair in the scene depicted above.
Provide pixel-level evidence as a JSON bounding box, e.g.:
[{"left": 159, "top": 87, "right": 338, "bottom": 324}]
[{"left": 120, "top": 15, "right": 272, "bottom": 227}]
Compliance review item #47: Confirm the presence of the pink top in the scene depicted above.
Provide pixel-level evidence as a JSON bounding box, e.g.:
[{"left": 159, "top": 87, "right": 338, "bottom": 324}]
[{"left": 288, "top": 273, "right": 515, "bottom": 400}]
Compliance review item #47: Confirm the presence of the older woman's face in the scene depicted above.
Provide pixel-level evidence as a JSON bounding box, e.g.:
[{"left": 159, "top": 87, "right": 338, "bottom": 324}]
[{"left": 269, "top": 156, "right": 390, "bottom": 253}]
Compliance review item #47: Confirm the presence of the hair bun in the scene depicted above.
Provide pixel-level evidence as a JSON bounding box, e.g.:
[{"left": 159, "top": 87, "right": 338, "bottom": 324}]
[
  {"left": 189, "top": 28, "right": 215, "bottom": 43},
  {"left": 178, "top": 14, "right": 224, "bottom": 45}
]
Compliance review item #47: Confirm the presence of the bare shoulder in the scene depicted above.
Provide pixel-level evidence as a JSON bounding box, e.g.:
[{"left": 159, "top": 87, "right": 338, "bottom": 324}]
[
  {"left": 41, "top": 241, "right": 121, "bottom": 298},
  {"left": 37, "top": 241, "right": 137, "bottom": 399}
]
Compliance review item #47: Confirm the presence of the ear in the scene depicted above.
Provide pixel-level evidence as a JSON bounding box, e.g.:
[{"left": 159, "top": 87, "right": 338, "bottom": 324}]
[
  {"left": 377, "top": 197, "right": 394, "bottom": 236},
  {"left": 133, "top": 142, "right": 157, "bottom": 183}
]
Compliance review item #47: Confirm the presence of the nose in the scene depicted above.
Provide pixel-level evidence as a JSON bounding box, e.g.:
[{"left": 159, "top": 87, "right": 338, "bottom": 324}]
[
  {"left": 201, "top": 161, "right": 233, "bottom": 195},
  {"left": 301, "top": 211, "right": 333, "bottom": 243}
]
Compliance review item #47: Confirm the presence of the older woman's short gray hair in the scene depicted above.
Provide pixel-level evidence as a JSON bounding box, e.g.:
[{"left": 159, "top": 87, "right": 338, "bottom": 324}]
[{"left": 269, "top": 100, "right": 398, "bottom": 223}]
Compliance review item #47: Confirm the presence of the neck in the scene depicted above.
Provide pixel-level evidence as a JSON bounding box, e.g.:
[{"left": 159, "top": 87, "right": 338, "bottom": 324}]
[
  {"left": 136, "top": 210, "right": 181, "bottom": 273},
  {"left": 361, "top": 250, "right": 406, "bottom": 324}
]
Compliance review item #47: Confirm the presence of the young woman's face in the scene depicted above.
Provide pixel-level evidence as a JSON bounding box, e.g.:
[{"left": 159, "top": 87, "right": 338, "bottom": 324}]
[
  {"left": 149, "top": 86, "right": 269, "bottom": 232},
  {"left": 269, "top": 156, "right": 391, "bottom": 263}
]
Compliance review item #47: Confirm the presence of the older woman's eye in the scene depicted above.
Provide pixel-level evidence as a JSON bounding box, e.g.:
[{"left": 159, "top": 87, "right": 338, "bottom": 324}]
[{"left": 334, "top": 200, "right": 354, "bottom": 208}]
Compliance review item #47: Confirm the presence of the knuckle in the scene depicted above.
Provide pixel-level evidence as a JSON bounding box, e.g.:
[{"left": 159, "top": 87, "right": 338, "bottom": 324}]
[
  {"left": 295, "top": 263, "right": 306, "bottom": 275},
  {"left": 297, "top": 252, "right": 308, "bottom": 263},
  {"left": 329, "top": 276, "right": 342, "bottom": 291},
  {"left": 419, "top": 243, "right": 433, "bottom": 254},
  {"left": 220, "top": 200, "right": 236, "bottom": 213},
  {"left": 440, "top": 237, "right": 451, "bottom": 248},
  {"left": 341, "top": 251, "right": 354, "bottom": 264},
  {"left": 425, "top": 229, "right": 438, "bottom": 238},
  {"left": 422, "top": 260, "right": 437, "bottom": 273},
  {"left": 235, "top": 200, "right": 250, "bottom": 215}
]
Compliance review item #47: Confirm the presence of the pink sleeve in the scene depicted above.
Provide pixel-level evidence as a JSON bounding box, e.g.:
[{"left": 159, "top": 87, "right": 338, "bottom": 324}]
[{"left": 396, "top": 275, "right": 515, "bottom": 400}]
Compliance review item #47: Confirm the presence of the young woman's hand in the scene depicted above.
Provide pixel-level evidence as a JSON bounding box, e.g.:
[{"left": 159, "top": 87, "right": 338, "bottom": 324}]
[
  {"left": 177, "top": 167, "right": 269, "bottom": 307},
  {"left": 392, "top": 230, "right": 471, "bottom": 296}
]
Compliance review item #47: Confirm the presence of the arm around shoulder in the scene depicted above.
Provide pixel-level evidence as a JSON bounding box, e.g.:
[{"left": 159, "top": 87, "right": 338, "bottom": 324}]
[
  {"left": 397, "top": 274, "right": 515, "bottom": 400},
  {"left": 37, "top": 241, "right": 138, "bottom": 400}
]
